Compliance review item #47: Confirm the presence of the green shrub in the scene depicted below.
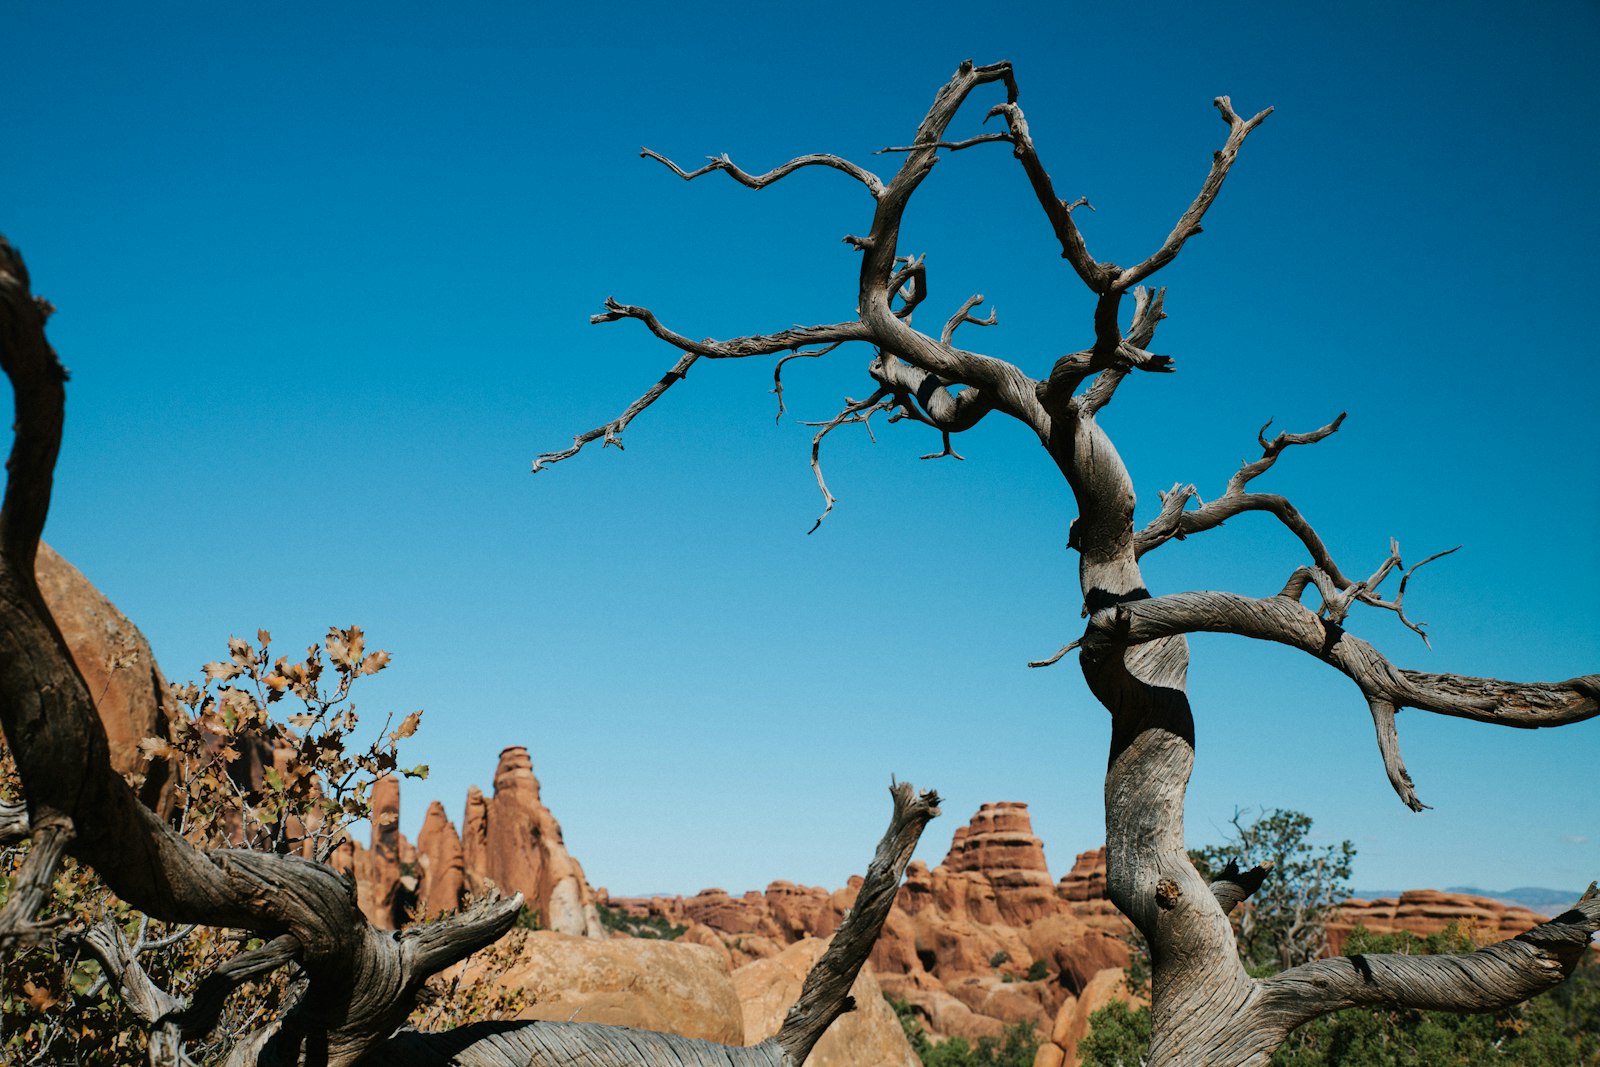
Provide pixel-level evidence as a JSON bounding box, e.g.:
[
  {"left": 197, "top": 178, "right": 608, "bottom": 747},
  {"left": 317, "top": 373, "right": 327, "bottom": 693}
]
[{"left": 595, "top": 902, "right": 686, "bottom": 940}]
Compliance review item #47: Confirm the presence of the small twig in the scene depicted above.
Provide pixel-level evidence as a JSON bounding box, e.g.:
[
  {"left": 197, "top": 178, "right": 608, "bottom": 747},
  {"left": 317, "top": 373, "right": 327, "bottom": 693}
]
[
  {"left": 876, "top": 132, "right": 1014, "bottom": 153},
  {"left": 771, "top": 343, "right": 844, "bottom": 424},
  {"left": 1355, "top": 543, "right": 1462, "bottom": 646},
  {"left": 919, "top": 431, "right": 965, "bottom": 462},
  {"left": 940, "top": 295, "right": 998, "bottom": 345},
  {"left": 803, "top": 390, "right": 893, "bottom": 534},
  {"left": 1028, "top": 639, "right": 1082, "bottom": 669},
  {"left": 640, "top": 147, "right": 885, "bottom": 199}
]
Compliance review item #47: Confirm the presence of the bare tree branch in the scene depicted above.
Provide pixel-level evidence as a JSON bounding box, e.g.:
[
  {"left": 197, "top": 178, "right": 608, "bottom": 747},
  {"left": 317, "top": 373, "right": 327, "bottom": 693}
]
[
  {"left": 986, "top": 100, "right": 1108, "bottom": 292},
  {"left": 876, "top": 132, "right": 1014, "bottom": 154},
  {"left": 1115, "top": 97, "right": 1274, "bottom": 291},
  {"left": 533, "top": 350, "right": 695, "bottom": 471},
  {"left": 776, "top": 781, "right": 940, "bottom": 1063},
  {"left": 1084, "top": 588, "right": 1600, "bottom": 809},
  {"left": 640, "top": 147, "right": 885, "bottom": 199},
  {"left": 80, "top": 918, "right": 188, "bottom": 1066},
  {"left": 0, "top": 817, "right": 73, "bottom": 947},
  {"left": 1027, "top": 639, "right": 1081, "bottom": 669},
  {"left": 918, "top": 432, "right": 964, "bottom": 462},
  {"left": 1036, "top": 287, "right": 1172, "bottom": 416},
  {"left": 772, "top": 343, "right": 844, "bottom": 424},
  {"left": 992, "top": 93, "right": 1270, "bottom": 297},
  {"left": 533, "top": 302, "right": 872, "bottom": 471},
  {"left": 1257, "top": 886, "right": 1600, "bottom": 1027},
  {"left": 1136, "top": 414, "right": 1349, "bottom": 571},
  {"left": 544, "top": 61, "right": 1052, "bottom": 483},
  {"left": 588, "top": 298, "right": 872, "bottom": 359},
  {"left": 803, "top": 390, "right": 893, "bottom": 534},
  {"left": 868, "top": 352, "right": 995, "bottom": 433},
  {"left": 940, "top": 294, "right": 997, "bottom": 345},
  {"left": 1209, "top": 859, "right": 1274, "bottom": 915}
]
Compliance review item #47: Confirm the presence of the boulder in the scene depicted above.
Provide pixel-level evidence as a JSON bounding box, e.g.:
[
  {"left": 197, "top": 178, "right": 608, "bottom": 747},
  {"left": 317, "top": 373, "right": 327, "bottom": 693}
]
[
  {"left": 735, "top": 937, "right": 919, "bottom": 1067},
  {"left": 463, "top": 930, "right": 744, "bottom": 1043},
  {"left": 35, "top": 542, "right": 181, "bottom": 815}
]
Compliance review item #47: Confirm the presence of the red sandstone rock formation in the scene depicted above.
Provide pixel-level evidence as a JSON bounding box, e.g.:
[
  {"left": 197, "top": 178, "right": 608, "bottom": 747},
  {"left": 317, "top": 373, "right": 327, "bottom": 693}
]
[
  {"left": 341, "top": 745, "right": 605, "bottom": 937},
  {"left": 415, "top": 799, "right": 466, "bottom": 919},
  {"left": 1328, "top": 889, "right": 1552, "bottom": 953},
  {"left": 457, "top": 746, "right": 604, "bottom": 938},
  {"left": 1033, "top": 967, "right": 1149, "bottom": 1067},
  {"left": 610, "top": 800, "right": 1133, "bottom": 1044}
]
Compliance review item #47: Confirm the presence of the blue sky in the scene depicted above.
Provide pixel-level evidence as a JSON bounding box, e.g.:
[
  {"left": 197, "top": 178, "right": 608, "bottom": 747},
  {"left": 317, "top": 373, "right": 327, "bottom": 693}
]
[{"left": 5, "top": 1, "right": 1596, "bottom": 899}]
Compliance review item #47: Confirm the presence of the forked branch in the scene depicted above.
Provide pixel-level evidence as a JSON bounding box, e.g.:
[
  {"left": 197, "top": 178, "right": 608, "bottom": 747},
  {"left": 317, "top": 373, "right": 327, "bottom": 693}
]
[
  {"left": 991, "top": 95, "right": 1270, "bottom": 295},
  {"left": 1136, "top": 414, "right": 1350, "bottom": 575}
]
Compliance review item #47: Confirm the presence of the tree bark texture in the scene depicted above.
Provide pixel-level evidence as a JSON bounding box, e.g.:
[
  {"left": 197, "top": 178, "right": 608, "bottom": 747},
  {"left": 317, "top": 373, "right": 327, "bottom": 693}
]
[{"left": 537, "top": 61, "right": 1600, "bottom": 1065}]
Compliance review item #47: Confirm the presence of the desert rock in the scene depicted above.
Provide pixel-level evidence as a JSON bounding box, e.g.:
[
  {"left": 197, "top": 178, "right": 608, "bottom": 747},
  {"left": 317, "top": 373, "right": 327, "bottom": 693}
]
[
  {"left": 35, "top": 542, "right": 181, "bottom": 815},
  {"left": 735, "top": 937, "right": 918, "bottom": 1067},
  {"left": 465, "top": 930, "right": 744, "bottom": 1043}
]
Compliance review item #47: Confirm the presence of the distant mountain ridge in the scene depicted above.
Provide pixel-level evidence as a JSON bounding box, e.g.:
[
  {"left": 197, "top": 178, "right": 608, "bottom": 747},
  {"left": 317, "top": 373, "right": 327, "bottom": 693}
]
[{"left": 1352, "top": 886, "right": 1578, "bottom": 910}]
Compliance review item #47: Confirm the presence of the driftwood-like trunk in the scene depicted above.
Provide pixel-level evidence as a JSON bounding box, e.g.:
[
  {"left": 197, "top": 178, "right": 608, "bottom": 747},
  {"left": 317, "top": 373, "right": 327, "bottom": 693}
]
[
  {"left": 536, "top": 60, "right": 1600, "bottom": 1065},
  {"left": 0, "top": 236, "right": 940, "bottom": 1065}
]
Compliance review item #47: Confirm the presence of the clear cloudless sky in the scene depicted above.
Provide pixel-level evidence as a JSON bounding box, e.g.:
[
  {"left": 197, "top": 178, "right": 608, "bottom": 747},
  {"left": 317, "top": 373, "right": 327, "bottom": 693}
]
[{"left": 4, "top": 1, "right": 1596, "bottom": 898}]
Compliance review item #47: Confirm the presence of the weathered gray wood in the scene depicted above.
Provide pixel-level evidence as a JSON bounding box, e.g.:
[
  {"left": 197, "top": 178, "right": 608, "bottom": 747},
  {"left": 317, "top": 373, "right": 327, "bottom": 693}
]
[
  {"left": 384, "top": 1025, "right": 788, "bottom": 1067},
  {"left": 534, "top": 60, "right": 1598, "bottom": 1066}
]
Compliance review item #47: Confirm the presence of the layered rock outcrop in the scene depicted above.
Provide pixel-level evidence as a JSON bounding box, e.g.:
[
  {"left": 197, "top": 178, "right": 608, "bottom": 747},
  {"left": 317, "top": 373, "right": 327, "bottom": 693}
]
[{"left": 1328, "top": 889, "right": 1553, "bottom": 952}]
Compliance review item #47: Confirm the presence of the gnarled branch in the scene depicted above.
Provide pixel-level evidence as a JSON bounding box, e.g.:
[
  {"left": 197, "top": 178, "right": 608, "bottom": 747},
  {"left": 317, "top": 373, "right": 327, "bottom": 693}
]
[
  {"left": 641, "top": 147, "right": 885, "bottom": 199},
  {"left": 1135, "top": 414, "right": 1349, "bottom": 574},
  {"left": 1084, "top": 588, "right": 1600, "bottom": 809},
  {"left": 1208, "top": 859, "right": 1274, "bottom": 916},
  {"left": 776, "top": 780, "right": 940, "bottom": 1063},
  {"left": 1114, "top": 97, "right": 1273, "bottom": 291},
  {"left": 1257, "top": 885, "right": 1600, "bottom": 1029}
]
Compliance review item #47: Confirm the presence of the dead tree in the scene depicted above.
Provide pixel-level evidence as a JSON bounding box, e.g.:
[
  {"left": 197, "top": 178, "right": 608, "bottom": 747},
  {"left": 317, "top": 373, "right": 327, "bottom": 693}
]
[
  {"left": 536, "top": 60, "right": 1600, "bottom": 1065},
  {"left": 0, "top": 238, "right": 939, "bottom": 1064}
]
